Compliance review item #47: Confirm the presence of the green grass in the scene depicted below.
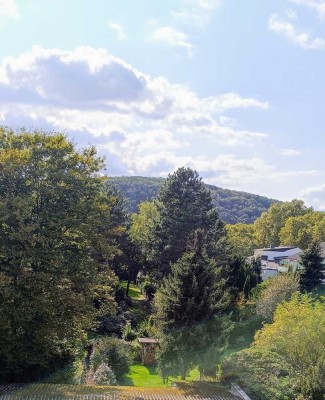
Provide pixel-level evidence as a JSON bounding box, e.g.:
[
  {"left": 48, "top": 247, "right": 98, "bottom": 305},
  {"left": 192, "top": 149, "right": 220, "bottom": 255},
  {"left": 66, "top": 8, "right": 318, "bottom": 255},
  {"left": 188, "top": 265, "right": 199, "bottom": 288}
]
[
  {"left": 120, "top": 365, "right": 200, "bottom": 387},
  {"left": 121, "top": 281, "right": 144, "bottom": 300},
  {"left": 121, "top": 365, "right": 167, "bottom": 387}
]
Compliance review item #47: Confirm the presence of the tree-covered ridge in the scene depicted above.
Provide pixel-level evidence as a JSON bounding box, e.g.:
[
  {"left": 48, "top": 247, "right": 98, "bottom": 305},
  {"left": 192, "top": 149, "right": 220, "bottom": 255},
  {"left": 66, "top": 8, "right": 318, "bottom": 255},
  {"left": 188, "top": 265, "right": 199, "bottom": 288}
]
[{"left": 110, "top": 176, "right": 278, "bottom": 224}]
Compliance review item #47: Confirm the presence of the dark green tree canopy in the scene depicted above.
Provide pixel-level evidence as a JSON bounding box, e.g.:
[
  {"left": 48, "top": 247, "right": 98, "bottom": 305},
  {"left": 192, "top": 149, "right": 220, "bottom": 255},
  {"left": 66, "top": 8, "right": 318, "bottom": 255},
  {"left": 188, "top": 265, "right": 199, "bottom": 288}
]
[
  {"left": 300, "top": 241, "right": 324, "bottom": 292},
  {"left": 150, "top": 167, "right": 227, "bottom": 278}
]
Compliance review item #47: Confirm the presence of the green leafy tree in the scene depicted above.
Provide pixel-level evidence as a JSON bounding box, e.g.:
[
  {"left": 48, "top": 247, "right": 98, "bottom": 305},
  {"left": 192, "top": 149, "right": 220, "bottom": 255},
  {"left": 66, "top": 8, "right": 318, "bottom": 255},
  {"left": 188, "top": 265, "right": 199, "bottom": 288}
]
[
  {"left": 255, "top": 272, "right": 300, "bottom": 322},
  {"left": 279, "top": 211, "right": 325, "bottom": 250},
  {"left": 254, "top": 200, "right": 312, "bottom": 247},
  {"left": 226, "top": 223, "right": 257, "bottom": 257},
  {"left": 0, "top": 128, "right": 118, "bottom": 381},
  {"left": 300, "top": 241, "right": 324, "bottom": 292},
  {"left": 150, "top": 167, "right": 227, "bottom": 279},
  {"left": 224, "top": 294, "right": 325, "bottom": 399},
  {"left": 155, "top": 230, "right": 231, "bottom": 380}
]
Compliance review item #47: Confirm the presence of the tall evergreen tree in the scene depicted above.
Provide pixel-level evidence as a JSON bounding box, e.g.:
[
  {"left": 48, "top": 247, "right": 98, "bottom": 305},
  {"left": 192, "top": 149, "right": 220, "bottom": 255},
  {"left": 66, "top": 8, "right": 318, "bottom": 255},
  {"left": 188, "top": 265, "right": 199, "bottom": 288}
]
[
  {"left": 300, "top": 241, "right": 324, "bottom": 292},
  {"left": 154, "top": 230, "right": 231, "bottom": 380},
  {"left": 150, "top": 167, "right": 227, "bottom": 279}
]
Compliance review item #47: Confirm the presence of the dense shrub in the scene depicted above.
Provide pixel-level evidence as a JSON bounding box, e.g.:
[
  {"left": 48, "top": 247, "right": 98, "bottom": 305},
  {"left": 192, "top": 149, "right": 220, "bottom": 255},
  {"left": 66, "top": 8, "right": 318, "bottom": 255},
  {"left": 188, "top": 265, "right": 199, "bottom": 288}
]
[
  {"left": 90, "top": 337, "right": 131, "bottom": 380},
  {"left": 93, "top": 363, "right": 117, "bottom": 386}
]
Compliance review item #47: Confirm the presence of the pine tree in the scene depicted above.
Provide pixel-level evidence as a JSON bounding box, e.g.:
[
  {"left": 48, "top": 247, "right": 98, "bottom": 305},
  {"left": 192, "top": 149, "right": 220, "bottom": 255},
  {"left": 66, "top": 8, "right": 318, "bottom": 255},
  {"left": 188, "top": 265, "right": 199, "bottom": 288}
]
[
  {"left": 150, "top": 167, "right": 227, "bottom": 279},
  {"left": 300, "top": 241, "right": 324, "bottom": 292},
  {"left": 154, "top": 230, "right": 231, "bottom": 380}
]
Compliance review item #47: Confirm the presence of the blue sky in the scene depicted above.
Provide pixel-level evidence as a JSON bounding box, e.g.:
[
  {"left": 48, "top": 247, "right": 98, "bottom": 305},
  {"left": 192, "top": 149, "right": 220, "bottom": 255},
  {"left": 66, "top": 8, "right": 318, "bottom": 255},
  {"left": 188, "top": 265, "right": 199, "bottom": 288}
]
[{"left": 1, "top": 0, "right": 325, "bottom": 208}]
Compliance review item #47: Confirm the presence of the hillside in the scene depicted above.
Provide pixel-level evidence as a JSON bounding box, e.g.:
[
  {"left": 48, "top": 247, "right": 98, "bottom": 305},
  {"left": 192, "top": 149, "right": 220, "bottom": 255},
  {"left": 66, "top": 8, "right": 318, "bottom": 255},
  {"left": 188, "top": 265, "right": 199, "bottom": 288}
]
[{"left": 109, "top": 176, "right": 278, "bottom": 224}]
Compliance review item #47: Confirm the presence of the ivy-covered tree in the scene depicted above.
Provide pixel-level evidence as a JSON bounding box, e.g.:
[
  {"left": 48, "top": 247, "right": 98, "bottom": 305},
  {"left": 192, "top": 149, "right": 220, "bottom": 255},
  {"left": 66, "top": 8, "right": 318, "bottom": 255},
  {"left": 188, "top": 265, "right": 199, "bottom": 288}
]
[
  {"left": 154, "top": 230, "right": 231, "bottom": 380},
  {"left": 0, "top": 128, "right": 118, "bottom": 381},
  {"left": 150, "top": 167, "right": 227, "bottom": 279},
  {"left": 300, "top": 241, "right": 324, "bottom": 292}
]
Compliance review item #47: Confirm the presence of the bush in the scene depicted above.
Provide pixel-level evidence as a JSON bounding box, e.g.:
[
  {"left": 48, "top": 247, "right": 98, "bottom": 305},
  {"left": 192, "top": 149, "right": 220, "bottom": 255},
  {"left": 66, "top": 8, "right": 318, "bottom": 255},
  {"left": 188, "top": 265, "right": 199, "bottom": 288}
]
[
  {"left": 122, "top": 322, "right": 137, "bottom": 341},
  {"left": 93, "top": 363, "right": 117, "bottom": 386},
  {"left": 90, "top": 337, "right": 131, "bottom": 380}
]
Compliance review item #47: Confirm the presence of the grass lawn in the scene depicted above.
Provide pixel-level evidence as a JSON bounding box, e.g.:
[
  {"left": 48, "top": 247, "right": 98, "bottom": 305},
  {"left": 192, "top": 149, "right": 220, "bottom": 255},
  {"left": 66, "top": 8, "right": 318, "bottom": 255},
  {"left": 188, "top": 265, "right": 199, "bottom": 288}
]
[
  {"left": 120, "top": 365, "right": 200, "bottom": 387},
  {"left": 121, "top": 281, "right": 144, "bottom": 300}
]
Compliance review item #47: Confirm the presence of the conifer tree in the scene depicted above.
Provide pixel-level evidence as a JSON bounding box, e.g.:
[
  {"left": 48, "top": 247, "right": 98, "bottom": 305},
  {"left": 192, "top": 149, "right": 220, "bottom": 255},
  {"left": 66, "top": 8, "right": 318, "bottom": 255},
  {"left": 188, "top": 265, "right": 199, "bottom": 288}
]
[
  {"left": 154, "top": 230, "right": 231, "bottom": 380},
  {"left": 300, "top": 241, "right": 324, "bottom": 292},
  {"left": 150, "top": 167, "right": 227, "bottom": 279}
]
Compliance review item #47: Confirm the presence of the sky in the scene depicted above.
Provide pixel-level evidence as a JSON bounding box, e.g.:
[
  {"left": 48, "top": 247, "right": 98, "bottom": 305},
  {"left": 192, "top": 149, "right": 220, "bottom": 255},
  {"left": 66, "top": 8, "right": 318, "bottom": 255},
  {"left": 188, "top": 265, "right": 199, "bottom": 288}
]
[{"left": 1, "top": 0, "right": 325, "bottom": 208}]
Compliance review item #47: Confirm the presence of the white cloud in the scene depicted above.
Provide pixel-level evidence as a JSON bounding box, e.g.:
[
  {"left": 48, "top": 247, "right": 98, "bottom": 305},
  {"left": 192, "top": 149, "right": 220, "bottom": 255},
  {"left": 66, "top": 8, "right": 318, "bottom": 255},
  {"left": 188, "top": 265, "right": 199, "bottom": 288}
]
[
  {"left": 107, "top": 22, "right": 127, "bottom": 41},
  {"left": 300, "top": 184, "right": 325, "bottom": 209},
  {"left": 289, "top": 0, "right": 325, "bottom": 19},
  {"left": 279, "top": 148, "right": 302, "bottom": 156},
  {"left": 151, "top": 26, "right": 194, "bottom": 56},
  {"left": 268, "top": 14, "right": 325, "bottom": 49},
  {"left": 171, "top": 0, "right": 220, "bottom": 28},
  {"left": 0, "top": 46, "right": 279, "bottom": 184},
  {"left": 0, "top": 0, "right": 18, "bottom": 19}
]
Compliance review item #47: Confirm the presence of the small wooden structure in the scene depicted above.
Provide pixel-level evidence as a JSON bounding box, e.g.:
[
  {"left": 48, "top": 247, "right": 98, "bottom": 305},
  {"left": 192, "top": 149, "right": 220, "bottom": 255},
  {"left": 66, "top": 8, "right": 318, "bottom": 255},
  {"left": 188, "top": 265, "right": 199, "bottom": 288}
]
[{"left": 138, "top": 338, "right": 160, "bottom": 366}]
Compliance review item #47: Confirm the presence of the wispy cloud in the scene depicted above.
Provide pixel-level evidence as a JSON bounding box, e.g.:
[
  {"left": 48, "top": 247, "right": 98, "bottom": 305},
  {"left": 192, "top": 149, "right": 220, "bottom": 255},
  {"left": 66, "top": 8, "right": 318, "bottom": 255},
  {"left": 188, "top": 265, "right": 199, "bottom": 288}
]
[
  {"left": 151, "top": 26, "right": 194, "bottom": 56},
  {"left": 171, "top": 0, "right": 220, "bottom": 28},
  {"left": 279, "top": 148, "right": 302, "bottom": 156},
  {"left": 289, "top": 0, "right": 325, "bottom": 19},
  {"left": 268, "top": 14, "right": 325, "bottom": 49},
  {"left": 107, "top": 22, "right": 127, "bottom": 41},
  {"left": 0, "top": 0, "right": 18, "bottom": 19}
]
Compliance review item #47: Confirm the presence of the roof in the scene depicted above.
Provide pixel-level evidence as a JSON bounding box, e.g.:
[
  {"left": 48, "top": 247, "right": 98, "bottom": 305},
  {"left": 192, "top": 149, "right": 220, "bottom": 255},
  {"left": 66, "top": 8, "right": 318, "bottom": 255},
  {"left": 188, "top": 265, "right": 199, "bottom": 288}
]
[
  {"left": 0, "top": 382, "right": 246, "bottom": 400},
  {"left": 138, "top": 338, "right": 160, "bottom": 344},
  {"left": 256, "top": 246, "right": 296, "bottom": 252}
]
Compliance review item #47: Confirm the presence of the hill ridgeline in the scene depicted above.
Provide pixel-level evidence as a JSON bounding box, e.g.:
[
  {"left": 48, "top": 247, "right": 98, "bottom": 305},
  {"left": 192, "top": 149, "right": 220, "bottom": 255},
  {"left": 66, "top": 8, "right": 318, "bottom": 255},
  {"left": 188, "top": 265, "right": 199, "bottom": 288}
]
[{"left": 109, "top": 176, "right": 278, "bottom": 224}]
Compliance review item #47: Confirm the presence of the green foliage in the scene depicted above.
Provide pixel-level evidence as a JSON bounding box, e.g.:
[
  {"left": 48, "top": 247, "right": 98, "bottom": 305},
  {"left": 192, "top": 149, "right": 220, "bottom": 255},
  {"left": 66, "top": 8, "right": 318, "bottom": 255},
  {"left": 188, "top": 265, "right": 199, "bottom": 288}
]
[
  {"left": 222, "top": 348, "right": 294, "bottom": 400},
  {"left": 228, "top": 256, "right": 262, "bottom": 300},
  {"left": 225, "top": 294, "right": 325, "bottom": 399},
  {"left": 0, "top": 128, "right": 118, "bottom": 382},
  {"left": 300, "top": 241, "right": 324, "bottom": 292},
  {"left": 255, "top": 272, "right": 300, "bottom": 322},
  {"left": 93, "top": 363, "right": 117, "bottom": 386},
  {"left": 254, "top": 199, "right": 312, "bottom": 247},
  {"left": 149, "top": 167, "right": 227, "bottom": 278},
  {"left": 122, "top": 321, "right": 137, "bottom": 341},
  {"left": 154, "top": 229, "right": 231, "bottom": 380},
  {"left": 279, "top": 211, "right": 325, "bottom": 250},
  {"left": 90, "top": 337, "right": 132, "bottom": 381},
  {"left": 226, "top": 223, "right": 257, "bottom": 257},
  {"left": 110, "top": 176, "right": 277, "bottom": 224}
]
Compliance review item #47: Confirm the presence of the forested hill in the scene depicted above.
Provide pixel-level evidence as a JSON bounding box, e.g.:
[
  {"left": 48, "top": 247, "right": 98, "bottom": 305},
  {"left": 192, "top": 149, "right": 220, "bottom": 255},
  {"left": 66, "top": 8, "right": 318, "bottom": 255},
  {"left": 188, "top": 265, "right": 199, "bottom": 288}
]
[{"left": 109, "top": 176, "right": 278, "bottom": 224}]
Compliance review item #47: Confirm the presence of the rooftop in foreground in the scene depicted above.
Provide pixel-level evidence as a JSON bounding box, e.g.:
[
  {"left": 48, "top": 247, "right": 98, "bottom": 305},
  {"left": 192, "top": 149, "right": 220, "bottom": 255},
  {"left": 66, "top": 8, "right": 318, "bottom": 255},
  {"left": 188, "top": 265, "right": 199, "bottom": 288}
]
[{"left": 0, "top": 382, "right": 247, "bottom": 400}]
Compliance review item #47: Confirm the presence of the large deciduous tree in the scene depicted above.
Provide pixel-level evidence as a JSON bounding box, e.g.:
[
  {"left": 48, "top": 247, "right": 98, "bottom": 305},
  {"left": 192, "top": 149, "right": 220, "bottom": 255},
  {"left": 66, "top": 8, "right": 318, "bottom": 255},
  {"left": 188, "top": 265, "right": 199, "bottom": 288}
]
[
  {"left": 0, "top": 128, "right": 118, "bottom": 381},
  {"left": 254, "top": 200, "right": 312, "bottom": 248}
]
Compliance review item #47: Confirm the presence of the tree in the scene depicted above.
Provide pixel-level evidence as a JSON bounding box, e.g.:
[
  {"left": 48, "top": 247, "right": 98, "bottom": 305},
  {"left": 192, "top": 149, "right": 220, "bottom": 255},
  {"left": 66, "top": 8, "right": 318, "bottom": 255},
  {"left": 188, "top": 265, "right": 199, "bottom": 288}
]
[
  {"left": 255, "top": 272, "right": 300, "bottom": 322},
  {"left": 228, "top": 256, "right": 262, "bottom": 300},
  {"left": 254, "top": 200, "right": 312, "bottom": 248},
  {"left": 279, "top": 211, "right": 325, "bottom": 250},
  {"left": 154, "top": 230, "right": 231, "bottom": 380},
  {"left": 254, "top": 295, "right": 325, "bottom": 399},
  {"left": 129, "top": 200, "right": 160, "bottom": 262},
  {"left": 224, "top": 294, "right": 325, "bottom": 399},
  {"left": 149, "top": 167, "right": 227, "bottom": 279},
  {"left": 300, "top": 241, "right": 324, "bottom": 292},
  {"left": 226, "top": 223, "right": 257, "bottom": 257},
  {"left": 0, "top": 128, "right": 118, "bottom": 381}
]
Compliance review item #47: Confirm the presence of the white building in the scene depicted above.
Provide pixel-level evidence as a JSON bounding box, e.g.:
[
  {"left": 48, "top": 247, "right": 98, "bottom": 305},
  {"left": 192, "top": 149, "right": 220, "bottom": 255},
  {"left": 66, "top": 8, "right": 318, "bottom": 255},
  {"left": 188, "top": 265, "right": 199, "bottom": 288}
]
[{"left": 254, "top": 246, "right": 303, "bottom": 280}]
